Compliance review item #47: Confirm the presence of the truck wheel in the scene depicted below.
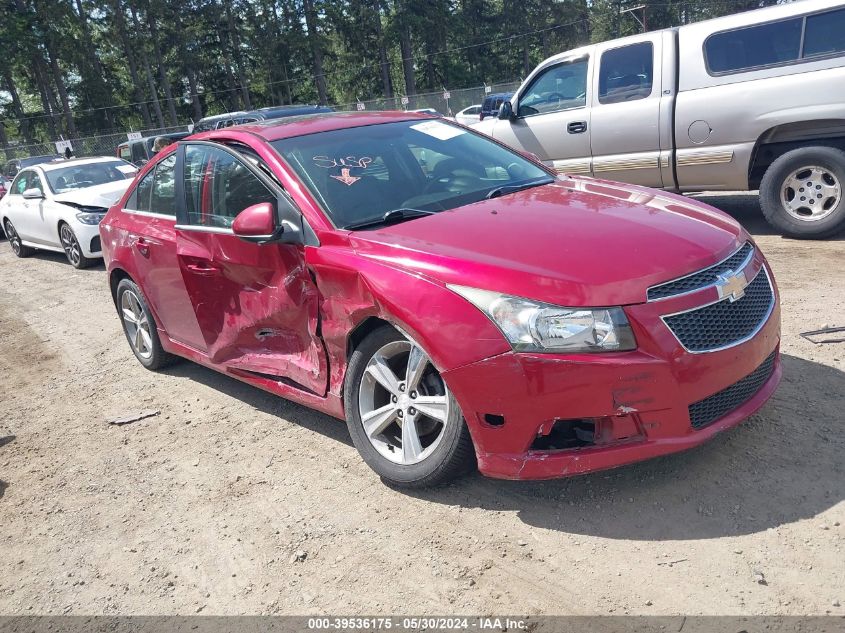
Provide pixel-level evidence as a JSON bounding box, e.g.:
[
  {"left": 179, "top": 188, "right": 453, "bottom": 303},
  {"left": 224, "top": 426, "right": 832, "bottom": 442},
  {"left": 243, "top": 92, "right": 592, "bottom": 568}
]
[{"left": 760, "top": 147, "right": 845, "bottom": 239}]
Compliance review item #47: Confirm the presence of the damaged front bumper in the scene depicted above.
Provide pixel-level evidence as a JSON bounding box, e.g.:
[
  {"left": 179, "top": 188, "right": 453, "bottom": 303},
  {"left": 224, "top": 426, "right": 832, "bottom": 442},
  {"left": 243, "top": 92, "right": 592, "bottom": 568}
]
[{"left": 442, "top": 303, "right": 781, "bottom": 480}]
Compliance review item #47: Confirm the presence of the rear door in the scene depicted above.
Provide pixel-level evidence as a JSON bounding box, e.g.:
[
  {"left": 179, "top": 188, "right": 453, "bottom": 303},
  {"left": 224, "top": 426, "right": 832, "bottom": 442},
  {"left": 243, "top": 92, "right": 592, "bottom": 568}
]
[
  {"left": 121, "top": 153, "right": 206, "bottom": 350},
  {"left": 588, "top": 35, "right": 666, "bottom": 186},
  {"left": 496, "top": 56, "right": 593, "bottom": 176},
  {"left": 174, "top": 141, "right": 328, "bottom": 395}
]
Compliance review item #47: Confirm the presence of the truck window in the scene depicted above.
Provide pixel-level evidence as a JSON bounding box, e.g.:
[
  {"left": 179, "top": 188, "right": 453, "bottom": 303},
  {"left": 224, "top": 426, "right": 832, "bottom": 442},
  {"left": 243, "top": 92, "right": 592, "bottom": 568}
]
[
  {"left": 803, "top": 8, "right": 845, "bottom": 58},
  {"left": 705, "top": 18, "right": 802, "bottom": 74},
  {"left": 518, "top": 58, "right": 588, "bottom": 118},
  {"left": 130, "top": 141, "right": 147, "bottom": 165},
  {"left": 598, "top": 42, "right": 653, "bottom": 105}
]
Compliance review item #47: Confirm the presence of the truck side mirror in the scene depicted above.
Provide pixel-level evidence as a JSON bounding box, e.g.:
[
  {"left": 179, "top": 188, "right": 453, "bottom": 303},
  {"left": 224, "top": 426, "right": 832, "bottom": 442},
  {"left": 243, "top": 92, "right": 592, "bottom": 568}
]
[{"left": 498, "top": 101, "right": 515, "bottom": 121}]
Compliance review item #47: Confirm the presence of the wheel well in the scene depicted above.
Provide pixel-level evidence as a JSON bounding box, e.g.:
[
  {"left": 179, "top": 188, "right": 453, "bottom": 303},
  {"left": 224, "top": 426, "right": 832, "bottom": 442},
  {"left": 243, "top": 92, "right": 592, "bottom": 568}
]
[
  {"left": 109, "top": 268, "right": 132, "bottom": 303},
  {"left": 750, "top": 120, "right": 845, "bottom": 189},
  {"left": 346, "top": 316, "right": 392, "bottom": 360}
]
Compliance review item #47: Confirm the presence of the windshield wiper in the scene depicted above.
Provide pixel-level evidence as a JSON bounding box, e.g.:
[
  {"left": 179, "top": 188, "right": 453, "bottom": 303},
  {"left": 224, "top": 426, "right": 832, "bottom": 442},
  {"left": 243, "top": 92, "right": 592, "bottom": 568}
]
[
  {"left": 485, "top": 177, "right": 554, "bottom": 199},
  {"left": 344, "top": 208, "right": 437, "bottom": 231}
]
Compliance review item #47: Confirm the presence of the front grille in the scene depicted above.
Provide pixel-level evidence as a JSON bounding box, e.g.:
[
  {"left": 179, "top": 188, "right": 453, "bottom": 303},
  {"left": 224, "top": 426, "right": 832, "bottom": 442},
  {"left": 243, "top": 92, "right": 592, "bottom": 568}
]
[
  {"left": 90, "top": 235, "right": 102, "bottom": 253},
  {"left": 688, "top": 351, "right": 777, "bottom": 429},
  {"left": 648, "top": 242, "right": 753, "bottom": 300},
  {"left": 663, "top": 269, "right": 773, "bottom": 352}
]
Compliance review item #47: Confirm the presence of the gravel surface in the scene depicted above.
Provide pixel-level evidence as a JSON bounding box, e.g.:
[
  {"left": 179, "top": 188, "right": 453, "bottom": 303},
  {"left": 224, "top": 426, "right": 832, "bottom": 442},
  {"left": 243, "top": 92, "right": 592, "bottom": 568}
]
[{"left": 0, "top": 194, "right": 843, "bottom": 615}]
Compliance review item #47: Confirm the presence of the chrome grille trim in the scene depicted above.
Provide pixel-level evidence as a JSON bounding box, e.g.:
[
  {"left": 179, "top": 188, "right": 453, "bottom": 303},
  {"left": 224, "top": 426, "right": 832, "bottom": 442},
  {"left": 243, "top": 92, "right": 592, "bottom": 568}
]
[
  {"left": 660, "top": 266, "right": 775, "bottom": 354},
  {"left": 647, "top": 242, "right": 754, "bottom": 301}
]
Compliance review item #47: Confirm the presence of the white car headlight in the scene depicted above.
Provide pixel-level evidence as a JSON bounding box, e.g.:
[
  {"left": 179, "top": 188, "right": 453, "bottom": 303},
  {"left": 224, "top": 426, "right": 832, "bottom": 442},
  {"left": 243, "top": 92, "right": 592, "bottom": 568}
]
[
  {"left": 75, "top": 212, "right": 106, "bottom": 225},
  {"left": 448, "top": 285, "right": 636, "bottom": 353}
]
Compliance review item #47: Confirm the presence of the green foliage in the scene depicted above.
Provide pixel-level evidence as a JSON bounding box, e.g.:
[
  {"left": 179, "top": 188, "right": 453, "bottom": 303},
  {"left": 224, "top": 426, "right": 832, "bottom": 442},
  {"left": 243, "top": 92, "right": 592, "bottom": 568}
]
[{"left": 0, "top": 0, "right": 784, "bottom": 145}]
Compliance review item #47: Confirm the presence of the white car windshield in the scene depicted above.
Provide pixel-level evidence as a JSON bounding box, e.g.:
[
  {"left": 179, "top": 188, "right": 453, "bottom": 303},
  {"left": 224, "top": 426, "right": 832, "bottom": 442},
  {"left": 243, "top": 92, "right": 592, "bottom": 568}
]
[{"left": 45, "top": 161, "right": 134, "bottom": 194}]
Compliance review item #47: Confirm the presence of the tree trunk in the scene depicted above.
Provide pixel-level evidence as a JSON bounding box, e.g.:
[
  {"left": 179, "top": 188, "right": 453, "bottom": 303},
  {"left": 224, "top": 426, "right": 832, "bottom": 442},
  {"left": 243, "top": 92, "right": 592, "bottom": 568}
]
[
  {"left": 112, "top": 0, "right": 153, "bottom": 128},
  {"left": 2, "top": 69, "right": 36, "bottom": 145},
  {"left": 303, "top": 0, "right": 328, "bottom": 105},
  {"left": 30, "top": 61, "right": 59, "bottom": 139},
  {"left": 147, "top": 10, "right": 179, "bottom": 125},
  {"left": 74, "top": 0, "right": 115, "bottom": 129},
  {"left": 130, "top": 5, "right": 166, "bottom": 128},
  {"left": 399, "top": 23, "right": 416, "bottom": 100},
  {"left": 373, "top": 0, "right": 392, "bottom": 99},
  {"left": 224, "top": 1, "right": 252, "bottom": 110},
  {"left": 44, "top": 39, "right": 78, "bottom": 138}
]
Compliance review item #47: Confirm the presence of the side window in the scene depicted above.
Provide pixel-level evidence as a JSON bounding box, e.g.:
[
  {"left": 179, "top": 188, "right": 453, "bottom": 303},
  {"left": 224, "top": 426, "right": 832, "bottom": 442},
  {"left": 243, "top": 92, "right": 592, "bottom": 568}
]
[
  {"left": 118, "top": 145, "right": 131, "bottom": 161},
  {"left": 599, "top": 42, "right": 654, "bottom": 105},
  {"left": 10, "top": 171, "right": 33, "bottom": 195},
  {"left": 705, "top": 18, "right": 802, "bottom": 74},
  {"left": 184, "top": 145, "right": 276, "bottom": 228},
  {"left": 130, "top": 142, "right": 148, "bottom": 165},
  {"left": 803, "top": 8, "right": 845, "bottom": 58},
  {"left": 518, "top": 58, "right": 588, "bottom": 117},
  {"left": 125, "top": 154, "right": 176, "bottom": 215}
]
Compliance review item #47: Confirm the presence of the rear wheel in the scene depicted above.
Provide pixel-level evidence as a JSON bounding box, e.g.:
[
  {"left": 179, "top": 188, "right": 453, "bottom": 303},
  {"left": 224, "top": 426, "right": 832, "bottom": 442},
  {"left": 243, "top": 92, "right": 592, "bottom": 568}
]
[
  {"left": 3, "top": 219, "right": 34, "bottom": 258},
  {"left": 760, "top": 146, "right": 845, "bottom": 239},
  {"left": 115, "top": 278, "right": 175, "bottom": 370},
  {"left": 344, "top": 325, "right": 476, "bottom": 488},
  {"left": 59, "top": 223, "right": 95, "bottom": 269}
]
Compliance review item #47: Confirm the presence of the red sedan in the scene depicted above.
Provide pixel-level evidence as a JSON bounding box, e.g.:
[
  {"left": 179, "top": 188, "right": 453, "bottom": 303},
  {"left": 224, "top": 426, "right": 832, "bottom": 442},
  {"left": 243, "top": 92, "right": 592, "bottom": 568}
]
[{"left": 99, "top": 112, "right": 781, "bottom": 487}]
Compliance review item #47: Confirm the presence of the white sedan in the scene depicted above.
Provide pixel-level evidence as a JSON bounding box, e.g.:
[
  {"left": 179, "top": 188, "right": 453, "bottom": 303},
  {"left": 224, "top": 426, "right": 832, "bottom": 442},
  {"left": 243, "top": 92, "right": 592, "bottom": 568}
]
[
  {"left": 453, "top": 104, "right": 482, "bottom": 126},
  {"left": 0, "top": 157, "right": 136, "bottom": 268}
]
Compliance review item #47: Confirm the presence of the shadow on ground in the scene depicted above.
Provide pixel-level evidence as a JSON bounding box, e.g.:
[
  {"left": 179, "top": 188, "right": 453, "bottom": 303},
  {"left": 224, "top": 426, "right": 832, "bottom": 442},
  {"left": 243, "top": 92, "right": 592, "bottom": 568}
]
[
  {"left": 404, "top": 353, "right": 844, "bottom": 540},
  {"left": 8, "top": 249, "right": 106, "bottom": 271},
  {"left": 0, "top": 435, "right": 14, "bottom": 500},
  {"left": 693, "top": 193, "right": 845, "bottom": 240}
]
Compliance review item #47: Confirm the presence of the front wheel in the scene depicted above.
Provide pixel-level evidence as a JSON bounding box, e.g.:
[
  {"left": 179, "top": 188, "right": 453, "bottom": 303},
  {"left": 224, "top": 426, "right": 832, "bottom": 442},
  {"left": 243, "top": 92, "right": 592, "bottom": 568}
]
[
  {"left": 344, "top": 325, "right": 476, "bottom": 488},
  {"left": 59, "top": 223, "right": 95, "bottom": 269},
  {"left": 759, "top": 146, "right": 845, "bottom": 239}
]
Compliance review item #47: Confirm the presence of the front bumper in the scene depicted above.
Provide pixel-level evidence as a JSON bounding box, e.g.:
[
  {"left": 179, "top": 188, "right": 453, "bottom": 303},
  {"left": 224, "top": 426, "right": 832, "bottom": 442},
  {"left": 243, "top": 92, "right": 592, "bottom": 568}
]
[
  {"left": 72, "top": 222, "right": 104, "bottom": 258},
  {"left": 443, "top": 257, "right": 781, "bottom": 480}
]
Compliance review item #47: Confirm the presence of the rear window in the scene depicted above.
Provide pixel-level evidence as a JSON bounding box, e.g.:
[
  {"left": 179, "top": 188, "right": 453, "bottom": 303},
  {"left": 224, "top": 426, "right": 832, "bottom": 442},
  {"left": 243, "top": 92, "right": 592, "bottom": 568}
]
[{"left": 705, "top": 8, "right": 845, "bottom": 75}]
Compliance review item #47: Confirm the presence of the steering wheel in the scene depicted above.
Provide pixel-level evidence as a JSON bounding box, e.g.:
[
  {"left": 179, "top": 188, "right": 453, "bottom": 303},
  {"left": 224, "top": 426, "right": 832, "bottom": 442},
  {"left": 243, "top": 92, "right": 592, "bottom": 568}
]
[
  {"left": 544, "top": 92, "right": 566, "bottom": 103},
  {"left": 424, "top": 159, "right": 484, "bottom": 194}
]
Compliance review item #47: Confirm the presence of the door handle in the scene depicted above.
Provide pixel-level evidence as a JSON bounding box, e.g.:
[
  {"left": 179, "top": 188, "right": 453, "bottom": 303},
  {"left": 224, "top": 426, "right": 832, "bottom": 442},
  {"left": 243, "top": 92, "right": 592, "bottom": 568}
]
[
  {"left": 567, "top": 121, "right": 588, "bottom": 134},
  {"left": 134, "top": 237, "right": 150, "bottom": 258},
  {"left": 185, "top": 262, "right": 220, "bottom": 275}
]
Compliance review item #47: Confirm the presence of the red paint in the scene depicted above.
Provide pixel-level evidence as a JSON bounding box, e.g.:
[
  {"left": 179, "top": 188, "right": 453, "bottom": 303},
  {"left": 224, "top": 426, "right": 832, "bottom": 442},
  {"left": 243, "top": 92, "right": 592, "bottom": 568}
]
[
  {"left": 232, "top": 202, "right": 276, "bottom": 236},
  {"left": 100, "top": 113, "right": 781, "bottom": 480}
]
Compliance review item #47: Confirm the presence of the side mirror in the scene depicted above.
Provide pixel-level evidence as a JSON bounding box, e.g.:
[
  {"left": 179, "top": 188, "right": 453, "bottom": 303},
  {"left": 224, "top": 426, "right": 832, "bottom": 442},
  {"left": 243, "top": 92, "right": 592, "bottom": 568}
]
[
  {"left": 498, "top": 101, "right": 515, "bottom": 120},
  {"left": 22, "top": 188, "right": 44, "bottom": 200},
  {"left": 232, "top": 202, "right": 280, "bottom": 243}
]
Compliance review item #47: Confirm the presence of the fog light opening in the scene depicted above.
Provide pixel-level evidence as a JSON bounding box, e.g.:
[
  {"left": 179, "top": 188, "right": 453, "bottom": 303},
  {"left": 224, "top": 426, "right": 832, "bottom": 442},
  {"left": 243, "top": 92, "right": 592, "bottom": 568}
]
[
  {"left": 530, "top": 418, "right": 595, "bottom": 451},
  {"left": 483, "top": 413, "right": 505, "bottom": 427}
]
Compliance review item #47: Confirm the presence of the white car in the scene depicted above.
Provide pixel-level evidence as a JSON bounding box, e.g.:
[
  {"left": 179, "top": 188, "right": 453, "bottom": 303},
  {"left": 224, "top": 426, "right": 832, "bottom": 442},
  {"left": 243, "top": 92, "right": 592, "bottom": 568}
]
[
  {"left": 453, "top": 104, "right": 482, "bottom": 126},
  {"left": 0, "top": 157, "right": 136, "bottom": 268}
]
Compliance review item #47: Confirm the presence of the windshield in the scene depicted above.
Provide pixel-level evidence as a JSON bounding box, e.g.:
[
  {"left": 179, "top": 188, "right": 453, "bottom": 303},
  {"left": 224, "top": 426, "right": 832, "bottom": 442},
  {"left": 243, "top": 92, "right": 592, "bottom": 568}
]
[
  {"left": 45, "top": 160, "right": 135, "bottom": 194},
  {"left": 271, "top": 119, "right": 552, "bottom": 229}
]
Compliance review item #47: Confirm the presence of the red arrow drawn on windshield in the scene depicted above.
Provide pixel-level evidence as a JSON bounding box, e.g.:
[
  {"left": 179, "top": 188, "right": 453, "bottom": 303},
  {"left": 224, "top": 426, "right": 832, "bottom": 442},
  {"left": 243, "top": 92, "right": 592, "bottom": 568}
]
[{"left": 330, "top": 168, "right": 361, "bottom": 186}]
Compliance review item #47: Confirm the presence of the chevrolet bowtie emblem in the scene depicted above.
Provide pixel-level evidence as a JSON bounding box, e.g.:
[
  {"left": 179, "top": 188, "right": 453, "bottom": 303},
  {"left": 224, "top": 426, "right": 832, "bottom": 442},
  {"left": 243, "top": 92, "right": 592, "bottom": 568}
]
[{"left": 715, "top": 269, "right": 748, "bottom": 302}]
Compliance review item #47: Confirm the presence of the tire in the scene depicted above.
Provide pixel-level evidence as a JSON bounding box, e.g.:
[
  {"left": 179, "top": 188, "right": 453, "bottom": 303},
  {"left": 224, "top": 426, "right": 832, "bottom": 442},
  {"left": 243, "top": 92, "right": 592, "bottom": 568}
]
[
  {"left": 3, "top": 219, "right": 34, "bottom": 258},
  {"left": 115, "top": 278, "right": 176, "bottom": 370},
  {"left": 58, "top": 222, "right": 95, "bottom": 269},
  {"left": 759, "top": 146, "right": 845, "bottom": 239},
  {"left": 344, "top": 325, "right": 476, "bottom": 488}
]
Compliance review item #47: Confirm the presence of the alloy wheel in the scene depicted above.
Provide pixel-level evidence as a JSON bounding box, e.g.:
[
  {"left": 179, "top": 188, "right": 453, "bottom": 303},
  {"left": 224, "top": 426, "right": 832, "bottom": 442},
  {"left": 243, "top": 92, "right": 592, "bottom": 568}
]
[
  {"left": 781, "top": 166, "right": 841, "bottom": 221},
  {"left": 357, "top": 339, "right": 450, "bottom": 465},
  {"left": 120, "top": 289, "right": 154, "bottom": 360},
  {"left": 4, "top": 221, "right": 21, "bottom": 255},
  {"left": 59, "top": 224, "right": 82, "bottom": 266}
]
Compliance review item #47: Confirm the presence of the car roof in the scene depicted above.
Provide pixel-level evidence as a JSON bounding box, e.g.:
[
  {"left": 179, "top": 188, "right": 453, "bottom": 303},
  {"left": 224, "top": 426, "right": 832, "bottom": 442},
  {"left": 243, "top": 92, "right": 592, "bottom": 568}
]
[
  {"left": 39, "top": 156, "right": 125, "bottom": 172},
  {"left": 195, "top": 110, "right": 434, "bottom": 143}
]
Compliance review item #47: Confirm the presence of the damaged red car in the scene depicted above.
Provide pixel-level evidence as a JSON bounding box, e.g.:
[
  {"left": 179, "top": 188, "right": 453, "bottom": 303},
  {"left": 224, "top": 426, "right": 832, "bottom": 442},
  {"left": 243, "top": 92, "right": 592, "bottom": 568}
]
[{"left": 100, "top": 112, "right": 781, "bottom": 487}]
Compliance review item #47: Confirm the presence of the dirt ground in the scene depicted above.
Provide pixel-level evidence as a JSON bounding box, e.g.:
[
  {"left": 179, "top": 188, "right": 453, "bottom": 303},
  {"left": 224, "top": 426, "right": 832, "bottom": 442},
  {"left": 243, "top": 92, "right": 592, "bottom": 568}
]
[{"left": 0, "top": 194, "right": 843, "bottom": 616}]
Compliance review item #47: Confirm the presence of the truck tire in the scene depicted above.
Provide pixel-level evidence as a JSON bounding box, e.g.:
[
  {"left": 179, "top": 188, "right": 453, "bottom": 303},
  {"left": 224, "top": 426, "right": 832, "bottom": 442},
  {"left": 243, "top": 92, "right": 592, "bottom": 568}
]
[{"left": 759, "top": 146, "right": 845, "bottom": 239}]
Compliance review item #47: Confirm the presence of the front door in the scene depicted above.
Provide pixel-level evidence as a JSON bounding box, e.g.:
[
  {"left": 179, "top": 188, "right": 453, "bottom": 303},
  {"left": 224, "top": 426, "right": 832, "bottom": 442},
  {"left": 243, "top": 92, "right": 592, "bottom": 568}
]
[
  {"left": 121, "top": 152, "right": 207, "bottom": 351},
  {"left": 493, "top": 56, "right": 593, "bottom": 176},
  {"left": 588, "top": 36, "right": 665, "bottom": 187},
  {"left": 175, "top": 142, "right": 328, "bottom": 396}
]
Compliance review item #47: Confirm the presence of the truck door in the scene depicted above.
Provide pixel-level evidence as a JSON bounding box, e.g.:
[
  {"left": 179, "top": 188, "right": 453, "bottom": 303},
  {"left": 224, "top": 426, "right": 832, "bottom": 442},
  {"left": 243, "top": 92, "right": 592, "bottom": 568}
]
[
  {"left": 588, "top": 34, "right": 666, "bottom": 187},
  {"left": 494, "top": 55, "right": 593, "bottom": 176}
]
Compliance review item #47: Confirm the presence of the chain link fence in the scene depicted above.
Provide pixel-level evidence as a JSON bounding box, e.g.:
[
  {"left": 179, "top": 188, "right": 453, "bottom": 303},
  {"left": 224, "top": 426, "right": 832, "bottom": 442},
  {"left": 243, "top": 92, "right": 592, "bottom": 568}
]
[{"left": 2, "top": 81, "right": 522, "bottom": 162}]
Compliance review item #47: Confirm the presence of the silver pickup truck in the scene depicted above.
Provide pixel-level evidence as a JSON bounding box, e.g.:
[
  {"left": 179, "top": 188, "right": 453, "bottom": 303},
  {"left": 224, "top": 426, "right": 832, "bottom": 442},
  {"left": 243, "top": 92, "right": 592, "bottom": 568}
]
[{"left": 474, "top": 0, "right": 845, "bottom": 238}]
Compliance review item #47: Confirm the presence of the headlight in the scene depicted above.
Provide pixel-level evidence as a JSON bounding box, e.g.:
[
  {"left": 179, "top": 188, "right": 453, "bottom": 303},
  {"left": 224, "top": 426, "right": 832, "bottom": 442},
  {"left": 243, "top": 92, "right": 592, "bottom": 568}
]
[
  {"left": 75, "top": 212, "right": 105, "bottom": 225},
  {"left": 448, "top": 285, "right": 636, "bottom": 353}
]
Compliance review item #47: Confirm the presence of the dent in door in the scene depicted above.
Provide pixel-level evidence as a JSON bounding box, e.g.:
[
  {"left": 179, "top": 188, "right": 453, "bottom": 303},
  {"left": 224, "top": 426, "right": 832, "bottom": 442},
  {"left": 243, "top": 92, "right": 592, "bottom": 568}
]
[{"left": 179, "top": 231, "right": 328, "bottom": 395}]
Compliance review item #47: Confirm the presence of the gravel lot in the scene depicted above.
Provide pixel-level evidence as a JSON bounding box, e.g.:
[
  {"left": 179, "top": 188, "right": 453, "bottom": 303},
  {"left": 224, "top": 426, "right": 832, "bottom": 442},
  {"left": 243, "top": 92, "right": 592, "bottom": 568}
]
[{"left": 0, "top": 194, "right": 843, "bottom": 616}]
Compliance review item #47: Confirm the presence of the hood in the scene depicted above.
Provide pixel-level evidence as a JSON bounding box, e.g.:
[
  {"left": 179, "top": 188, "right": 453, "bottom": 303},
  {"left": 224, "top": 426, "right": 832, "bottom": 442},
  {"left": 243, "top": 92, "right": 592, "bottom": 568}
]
[
  {"left": 53, "top": 180, "right": 132, "bottom": 209},
  {"left": 348, "top": 178, "right": 744, "bottom": 306}
]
